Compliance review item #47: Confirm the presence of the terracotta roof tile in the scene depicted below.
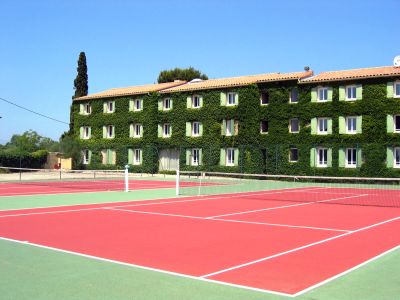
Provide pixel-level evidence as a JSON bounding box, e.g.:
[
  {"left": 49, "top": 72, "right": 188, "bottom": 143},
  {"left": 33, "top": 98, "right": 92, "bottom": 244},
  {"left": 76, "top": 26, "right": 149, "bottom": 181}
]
[
  {"left": 74, "top": 81, "right": 186, "bottom": 101},
  {"left": 300, "top": 66, "right": 400, "bottom": 83},
  {"left": 160, "top": 71, "right": 313, "bottom": 93}
]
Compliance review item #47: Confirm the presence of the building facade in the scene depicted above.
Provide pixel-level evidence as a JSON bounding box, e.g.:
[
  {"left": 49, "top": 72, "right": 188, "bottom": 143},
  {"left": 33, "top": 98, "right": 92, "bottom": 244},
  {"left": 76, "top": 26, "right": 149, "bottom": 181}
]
[{"left": 73, "top": 66, "right": 400, "bottom": 177}]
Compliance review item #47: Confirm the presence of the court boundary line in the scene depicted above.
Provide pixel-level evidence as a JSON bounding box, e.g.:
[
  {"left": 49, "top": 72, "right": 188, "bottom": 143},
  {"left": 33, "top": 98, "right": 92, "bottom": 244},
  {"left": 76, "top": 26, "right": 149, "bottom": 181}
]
[
  {"left": 0, "top": 236, "right": 294, "bottom": 298},
  {"left": 200, "top": 215, "right": 400, "bottom": 278}
]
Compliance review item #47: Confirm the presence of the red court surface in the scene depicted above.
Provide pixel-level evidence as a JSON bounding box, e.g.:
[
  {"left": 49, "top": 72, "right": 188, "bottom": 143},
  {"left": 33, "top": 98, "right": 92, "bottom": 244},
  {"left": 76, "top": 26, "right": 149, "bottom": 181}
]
[
  {"left": 0, "top": 187, "right": 399, "bottom": 296},
  {"left": 0, "top": 179, "right": 198, "bottom": 196}
]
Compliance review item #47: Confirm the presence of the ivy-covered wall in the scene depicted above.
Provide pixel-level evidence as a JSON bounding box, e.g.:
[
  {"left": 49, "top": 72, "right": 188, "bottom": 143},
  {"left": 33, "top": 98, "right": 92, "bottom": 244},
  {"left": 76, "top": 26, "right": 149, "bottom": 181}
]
[{"left": 72, "top": 76, "right": 400, "bottom": 177}]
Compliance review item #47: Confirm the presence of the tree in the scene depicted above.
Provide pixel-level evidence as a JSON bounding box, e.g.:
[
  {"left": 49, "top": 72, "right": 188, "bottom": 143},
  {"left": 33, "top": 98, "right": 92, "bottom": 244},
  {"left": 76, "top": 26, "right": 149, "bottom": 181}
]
[
  {"left": 73, "top": 52, "right": 88, "bottom": 99},
  {"left": 59, "top": 132, "right": 82, "bottom": 167},
  {"left": 4, "top": 130, "right": 59, "bottom": 153},
  {"left": 157, "top": 67, "right": 208, "bottom": 83}
]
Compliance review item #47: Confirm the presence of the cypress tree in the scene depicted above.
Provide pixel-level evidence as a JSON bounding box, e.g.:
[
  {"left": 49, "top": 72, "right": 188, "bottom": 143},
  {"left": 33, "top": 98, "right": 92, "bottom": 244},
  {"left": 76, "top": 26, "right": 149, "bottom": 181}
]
[{"left": 73, "top": 52, "right": 88, "bottom": 98}]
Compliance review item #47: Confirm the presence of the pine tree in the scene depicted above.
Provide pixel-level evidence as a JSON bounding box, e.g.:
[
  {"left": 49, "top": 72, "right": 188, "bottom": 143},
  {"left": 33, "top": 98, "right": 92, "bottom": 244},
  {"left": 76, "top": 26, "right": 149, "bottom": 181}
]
[{"left": 73, "top": 52, "right": 88, "bottom": 98}]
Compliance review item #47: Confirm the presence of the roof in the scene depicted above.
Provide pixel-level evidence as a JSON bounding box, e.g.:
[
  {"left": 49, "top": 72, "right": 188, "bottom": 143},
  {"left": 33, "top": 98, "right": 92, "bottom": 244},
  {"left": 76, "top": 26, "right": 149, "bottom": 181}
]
[
  {"left": 160, "top": 71, "right": 313, "bottom": 93},
  {"left": 300, "top": 66, "right": 400, "bottom": 83},
  {"left": 74, "top": 81, "right": 186, "bottom": 101}
]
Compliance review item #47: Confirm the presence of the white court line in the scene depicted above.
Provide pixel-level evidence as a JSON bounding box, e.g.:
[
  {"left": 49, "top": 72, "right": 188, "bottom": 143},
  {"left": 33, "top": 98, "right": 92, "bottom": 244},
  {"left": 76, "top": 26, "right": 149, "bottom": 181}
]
[
  {"left": 205, "top": 194, "right": 370, "bottom": 219},
  {"left": 292, "top": 245, "right": 400, "bottom": 297},
  {"left": 105, "top": 208, "right": 350, "bottom": 233},
  {"left": 0, "top": 236, "right": 294, "bottom": 298},
  {"left": 200, "top": 215, "right": 400, "bottom": 278}
]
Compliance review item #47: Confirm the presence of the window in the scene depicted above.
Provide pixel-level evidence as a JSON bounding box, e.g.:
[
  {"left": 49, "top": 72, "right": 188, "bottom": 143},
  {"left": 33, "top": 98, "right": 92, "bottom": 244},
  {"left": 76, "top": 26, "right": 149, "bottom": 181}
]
[
  {"left": 318, "top": 87, "right": 328, "bottom": 102},
  {"left": 346, "top": 85, "right": 357, "bottom": 101},
  {"left": 395, "top": 115, "right": 400, "bottom": 132},
  {"left": 131, "top": 123, "right": 142, "bottom": 138},
  {"left": 83, "top": 126, "right": 90, "bottom": 139},
  {"left": 290, "top": 88, "right": 298, "bottom": 103},
  {"left": 290, "top": 118, "right": 299, "bottom": 133},
  {"left": 133, "top": 149, "right": 142, "bottom": 165},
  {"left": 102, "top": 149, "right": 116, "bottom": 165},
  {"left": 192, "top": 149, "right": 200, "bottom": 166},
  {"left": 82, "top": 150, "right": 90, "bottom": 165},
  {"left": 84, "top": 103, "right": 91, "bottom": 114},
  {"left": 226, "top": 148, "right": 235, "bottom": 166},
  {"left": 227, "top": 93, "right": 237, "bottom": 106},
  {"left": 346, "top": 117, "right": 357, "bottom": 134},
  {"left": 192, "top": 122, "right": 200, "bottom": 136},
  {"left": 260, "top": 120, "right": 268, "bottom": 134},
  {"left": 105, "top": 101, "right": 115, "bottom": 113},
  {"left": 134, "top": 99, "right": 142, "bottom": 111},
  {"left": 317, "top": 118, "right": 328, "bottom": 134},
  {"left": 395, "top": 148, "right": 400, "bottom": 168},
  {"left": 163, "top": 98, "right": 172, "bottom": 110},
  {"left": 317, "top": 148, "right": 328, "bottom": 167},
  {"left": 345, "top": 148, "right": 357, "bottom": 168},
  {"left": 289, "top": 148, "right": 298, "bottom": 162},
  {"left": 260, "top": 91, "right": 269, "bottom": 105},
  {"left": 106, "top": 125, "right": 114, "bottom": 139},
  {"left": 163, "top": 123, "right": 171, "bottom": 137},
  {"left": 395, "top": 82, "right": 400, "bottom": 98},
  {"left": 192, "top": 95, "right": 201, "bottom": 108}
]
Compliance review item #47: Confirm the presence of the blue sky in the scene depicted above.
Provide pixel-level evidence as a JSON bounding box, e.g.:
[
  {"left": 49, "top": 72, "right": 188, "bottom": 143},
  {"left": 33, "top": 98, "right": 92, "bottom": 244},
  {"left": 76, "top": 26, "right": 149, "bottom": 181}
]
[{"left": 0, "top": 0, "right": 398, "bottom": 143}]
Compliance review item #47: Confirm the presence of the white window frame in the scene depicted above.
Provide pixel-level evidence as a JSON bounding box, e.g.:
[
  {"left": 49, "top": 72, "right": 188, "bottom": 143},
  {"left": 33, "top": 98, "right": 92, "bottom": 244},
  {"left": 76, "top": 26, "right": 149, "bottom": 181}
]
[
  {"left": 394, "top": 81, "right": 400, "bottom": 98},
  {"left": 346, "top": 85, "right": 357, "bottom": 101},
  {"left": 226, "top": 148, "right": 235, "bottom": 166},
  {"left": 192, "top": 121, "right": 200, "bottom": 137},
  {"left": 192, "top": 95, "right": 201, "bottom": 108},
  {"left": 227, "top": 92, "right": 237, "bottom": 106},
  {"left": 134, "top": 99, "right": 142, "bottom": 111},
  {"left": 163, "top": 123, "right": 171, "bottom": 138},
  {"left": 394, "top": 115, "right": 400, "bottom": 133},
  {"left": 84, "top": 103, "right": 91, "bottom": 115},
  {"left": 133, "top": 124, "right": 142, "bottom": 138},
  {"left": 317, "top": 148, "right": 328, "bottom": 167},
  {"left": 395, "top": 147, "right": 400, "bottom": 168},
  {"left": 83, "top": 149, "right": 90, "bottom": 165},
  {"left": 225, "top": 120, "right": 233, "bottom": 136},
  {"left": 191, "top": 148, "right": 200, "bottom": 166},
  {"left": 133, "top": 149, "right": 142, "bottom": 165},
  {"left": 289, "top": 118, "right": 299, "bottom": 133},
  {"left": 289, "top": 88, "right": 298, "bottom": 103},
  {"left": 317, "top": 87, "right": 328, "bottom": 102},
  {"left": 83, "top": 126, "right": 90, "bottom": 139},
  {"left": 346, "top": 116, "right": 357, "bottom": 134},
  {"left": 260, "top": 120, "right": 268, "bottom": 134},
  {"left": 260, "top": 92, "right": 269, "bottom": 105},
  {"left": 289, "top": 148, "right": 298, "bottom": 162},
  {"left": 317, "top": 118, "right": 328, "bottom": 134},
  {"left": 163, "top": 98, "right": 172, "bottom": 110},
  {"left": 107, "top": 101, "right": 115, "bottom": 113},
  {"left": 107, "top": 125, "right": 114, "bottom": 139},
  {"left": 345, "top": 148, "right": 357, "bottom": 168}
]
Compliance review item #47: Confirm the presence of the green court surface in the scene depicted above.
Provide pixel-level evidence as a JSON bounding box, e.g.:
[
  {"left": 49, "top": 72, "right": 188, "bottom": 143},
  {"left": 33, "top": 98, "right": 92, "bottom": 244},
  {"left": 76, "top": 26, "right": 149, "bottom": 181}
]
[{"left": 0, "top": 177, "right": 399, "bottom": 299}]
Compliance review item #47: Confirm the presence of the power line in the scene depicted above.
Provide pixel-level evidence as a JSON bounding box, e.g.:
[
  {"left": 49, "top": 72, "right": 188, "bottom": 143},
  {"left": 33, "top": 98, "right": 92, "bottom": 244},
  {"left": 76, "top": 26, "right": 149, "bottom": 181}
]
[{"left": 0, "top": 96, "right": 69, "bottom": 125}]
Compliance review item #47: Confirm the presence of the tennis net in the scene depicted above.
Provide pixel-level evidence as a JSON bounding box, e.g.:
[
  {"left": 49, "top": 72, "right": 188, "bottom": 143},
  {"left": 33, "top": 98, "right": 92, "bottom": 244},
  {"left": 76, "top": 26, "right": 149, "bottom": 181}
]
[{"left": 177, "top": 171, "right": 400, "bottom": 208}]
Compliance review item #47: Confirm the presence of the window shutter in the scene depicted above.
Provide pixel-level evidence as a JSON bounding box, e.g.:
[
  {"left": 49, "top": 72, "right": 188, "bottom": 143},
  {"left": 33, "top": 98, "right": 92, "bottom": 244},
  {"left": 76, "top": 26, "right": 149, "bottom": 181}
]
[
  {"left": 129, "top": 100, "right": 134, "bottom": 111},
  {"left": 112, "top": 150, "right": 116, "bottom": 165},
  {"left": 102, "top": 126, "right": 106, "bottom": 138},
  {"left": 387, "top": 147, "right": 394, "bottom": 168},
  {"left": 236, "top": 93, "right": 239, "bottom": 106},
  {"left": 311, "top": 118, "right": 317, "bottom": 134},
  {"left": 106, "top": 150, "right": 111, "bottom": 165},
  {"left": 339, "top": 86, "right": 345, "bottom": 101},
  {"left": 339, "top": 117, "right": 345, "bottom": 134},
  {"left": 327, "top": 87, "right": 333, "bottom": 101},
  {"left": 88, "top": 150, "right": 92, "bottom": 164},
  {"left": 112, "top": 126, "right": 115, "bottom": 138},
  {"left": 356, "top": 84, "right": 363, "bottom": 100},
  {"left": 310, "top": 148, "right": 316, "bottom": 167},
  {"left": 234, "top": 120, "right": 239, "bottom": 135},
  {"left": 327, "top": 148, "right": 332, "bottom": 167},
  {"left": 140, "top": 125, "right": 143, "bottom": 137},
  {"left": 186, "top": 96, "right": 191, "bottom": 108},
  {"left": 222, "top": 120, "right": 226, "bottom": 135},
  {"left": 186, "top": 122, "right": 191, "bottom": 137},
  {"left": 357, "top": 148, "right": 362, "bottom": 167},
  {"left": 199, "top": 123, "right": 203, "bottom": 136},
  {"left": 387, "top": 115, "right": 394, "bottom": 133},
  {"left": 169, "top": 125, "right": 172, "bottom": 136},
  {"left": 356, "top": 116, "right": 362, "bottom": 133},
  {"left": 220, "top": 92, "right": 227, "bottom": 106},
  {"left": 199, "top": 149, "right": 202, "bottom": 165},
  {"left": 140, "top": 99, "right": 143, "bottom": 110},
  {"left": 387, "top": 82, "right": 394, "bottom": 98},
  {"left": 157, "top": 124, "right": 162, "bottom": 137},
  {"left": 101, "top": 150, "right": 107, "bottom": 164},
  {"left": 230, "top": 120, "right": 235, "bottom": 135},
  {"left": 327, "top": 119, "right": 333, "bottom": 134},
  {"left": 79, "top": 127, "right": 83, "bottom": 139},
  {"left": 88, "top": 127, "right": 91, "bottom": 138},
  {"left": 128, "top": 149, "right": 133, "bottom": 164},
  {"left": 311, "top": 88, "right": 317, "bottom": 102},
  {"left": 199, "top": 96, "right": 203, "bottom": 107},
  {"left": 186, "top": 149, "right": 191, "bottom": 165},
  {"left": 338, "top": 148, "right": 345, "bottom": 167},
  {"left": 139, "top": 150, "right": 143, "bottom": 164},
  {"left": 79, "top": 104, "right": 84, "bottom": 114},
  {"left": 234, "top": 148, "right": 239, "bottom": 166},
  {"left": 103, "top": 102, "right": 107, "bottom": 113},
  {"left": 129, "top": 124, "right": 133, "bottom": 137},
  {"left": 220, "top": 148, "right": 226, "bottom": 166},
  {"left": 158, "top": 99, "right": 163, "bottom": 111}
]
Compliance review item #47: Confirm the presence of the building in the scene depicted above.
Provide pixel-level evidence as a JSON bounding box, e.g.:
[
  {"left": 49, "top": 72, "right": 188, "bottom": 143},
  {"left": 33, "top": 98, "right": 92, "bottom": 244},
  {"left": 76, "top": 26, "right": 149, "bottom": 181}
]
[{"left": 73, "top": 65, "right": 400, "bottom": 177}]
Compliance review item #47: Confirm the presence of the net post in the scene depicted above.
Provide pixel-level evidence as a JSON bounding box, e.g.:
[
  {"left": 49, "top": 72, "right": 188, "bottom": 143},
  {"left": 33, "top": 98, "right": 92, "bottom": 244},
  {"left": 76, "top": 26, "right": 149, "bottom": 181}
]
[
  {"left": 176, "top": 169, "right": 180, "bottom": 196},
  {"left": 124, "top": 165, "right": 129, "bottom": 192}
]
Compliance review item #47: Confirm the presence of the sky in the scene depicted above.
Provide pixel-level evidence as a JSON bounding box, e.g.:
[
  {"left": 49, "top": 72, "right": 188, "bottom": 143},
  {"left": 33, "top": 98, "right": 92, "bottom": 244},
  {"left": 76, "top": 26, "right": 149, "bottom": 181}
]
[{"left": 0, "top": 0, "right": 399, "bottom": 143}]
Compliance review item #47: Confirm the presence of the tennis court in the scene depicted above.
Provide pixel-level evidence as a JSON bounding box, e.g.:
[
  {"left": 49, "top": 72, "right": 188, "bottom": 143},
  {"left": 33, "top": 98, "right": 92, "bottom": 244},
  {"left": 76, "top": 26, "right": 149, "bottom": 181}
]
[{"left": 0, "top": 171, "right": 399, "bottom": 298}]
